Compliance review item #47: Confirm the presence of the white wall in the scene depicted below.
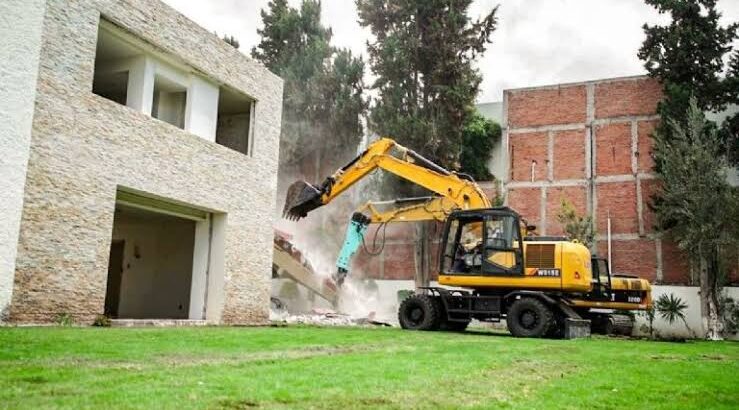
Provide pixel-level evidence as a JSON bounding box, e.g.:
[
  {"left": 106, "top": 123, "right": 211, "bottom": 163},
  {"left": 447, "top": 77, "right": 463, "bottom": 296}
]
[
  {"left": 475, "top": 102, "right": 506, "bottom": 181},
  {"left": 0, "top": 0, "right": 47, "bottom": 320},
  {"left": 111, "top": 209, "right": 196, "bottom": 319},
  {"left": 94, "top": 23, "right": 220, "bottom": 141},
  {"left": 634, "top": 285, "right": 739, "bottom": 341}
]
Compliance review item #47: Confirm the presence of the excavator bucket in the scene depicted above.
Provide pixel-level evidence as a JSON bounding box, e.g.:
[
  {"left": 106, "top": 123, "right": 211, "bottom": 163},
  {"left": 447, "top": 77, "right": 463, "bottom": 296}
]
[{"left": 283, "top": 180, "right": 325, "bottom": 220}]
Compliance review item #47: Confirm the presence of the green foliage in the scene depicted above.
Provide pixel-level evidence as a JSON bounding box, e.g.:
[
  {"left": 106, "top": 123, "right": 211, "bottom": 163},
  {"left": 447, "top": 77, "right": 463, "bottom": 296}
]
[
  {"left": 640, "top": 0, "right": 739, "bottom": 339},
  {"left": 556, "top": 199, "right": 595, "bottom": 248},
  {"left": 54, "top": 313, "right": 73, "bottom": 327},
  {"left": 252, "top": 0, "right": 366, "bottom": 168},
  {"left": 651, "top": 99, "right": 739, "bottom": 265},
  {"left": 638, "top": 0, "right": 739, "bottom": 164},
  {"left": 655, "top": 293, "right": 688, "bottom": 325},
  {"left": 655, "top": 293, "right": 694, "bottom": 338},
  {"left": 460, "top": 113, "right": 501, "bottom": 181},
  {"left": 357, "top": 0, "right": 498, "bottom": 174},
  {"left": 638, "top": 0, "right": 737, "bottom": 112},
  {"left": 640, "top": 306, "right": 658, "bottom": 339},
  {"left": 719, "top": 295, "right": 739, "bottom": 336},
  {"left": 92, "top": 314, "right": 111, "bottom": 327},
  {"left": 221, "top": 34, "right": 240, "bottom": 49}
]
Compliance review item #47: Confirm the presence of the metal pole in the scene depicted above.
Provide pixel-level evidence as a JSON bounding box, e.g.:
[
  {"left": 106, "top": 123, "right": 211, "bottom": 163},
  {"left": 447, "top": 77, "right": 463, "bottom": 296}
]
[{"left": 607, "top": 210, "right": 612, "bottom": 273}]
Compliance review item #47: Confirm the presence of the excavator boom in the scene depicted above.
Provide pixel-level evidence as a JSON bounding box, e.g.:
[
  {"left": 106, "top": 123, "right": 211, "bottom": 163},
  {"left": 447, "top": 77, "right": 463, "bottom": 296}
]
[{"left": 283, "top": 138, "right": 491, "bottom": 220}]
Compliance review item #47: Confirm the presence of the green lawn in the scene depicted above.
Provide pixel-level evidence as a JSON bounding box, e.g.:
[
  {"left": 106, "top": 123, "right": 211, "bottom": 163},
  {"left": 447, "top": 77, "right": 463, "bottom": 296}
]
[{"left": 0, "top": 326, "right": 737, "bottom": 409}]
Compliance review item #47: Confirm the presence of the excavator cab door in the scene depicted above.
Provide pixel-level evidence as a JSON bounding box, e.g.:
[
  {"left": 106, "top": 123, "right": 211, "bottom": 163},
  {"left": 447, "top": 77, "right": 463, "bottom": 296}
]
[
  {"left": 441, "top": 209, "right": 524, "bottom": 276},
  {"left": 590, "top": 257, "right": 613, "bottom": 301}
]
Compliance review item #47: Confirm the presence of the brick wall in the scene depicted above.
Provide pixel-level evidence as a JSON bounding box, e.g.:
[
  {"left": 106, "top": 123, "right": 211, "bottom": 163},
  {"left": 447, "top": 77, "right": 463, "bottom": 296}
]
[{"left": 504, "top": 76, "right": 691, "bottom": 284}]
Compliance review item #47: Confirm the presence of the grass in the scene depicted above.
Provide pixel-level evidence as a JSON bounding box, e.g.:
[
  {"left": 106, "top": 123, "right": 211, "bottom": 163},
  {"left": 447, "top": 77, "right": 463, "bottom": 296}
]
[{"left": 0, "top": 326, "right": 737, "bottom": 409}]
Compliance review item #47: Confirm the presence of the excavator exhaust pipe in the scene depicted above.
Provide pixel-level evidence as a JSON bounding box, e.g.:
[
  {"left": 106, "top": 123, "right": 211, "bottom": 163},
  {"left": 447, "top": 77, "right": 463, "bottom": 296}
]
[{"left": 283, "top": 180, "right": 325, "bottom": 220}]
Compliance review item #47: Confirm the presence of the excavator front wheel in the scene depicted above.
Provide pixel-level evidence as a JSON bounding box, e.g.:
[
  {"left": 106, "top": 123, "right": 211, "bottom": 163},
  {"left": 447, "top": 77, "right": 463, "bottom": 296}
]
[{"left": 398, "top": 294, "right": 440, "bottom": 331}]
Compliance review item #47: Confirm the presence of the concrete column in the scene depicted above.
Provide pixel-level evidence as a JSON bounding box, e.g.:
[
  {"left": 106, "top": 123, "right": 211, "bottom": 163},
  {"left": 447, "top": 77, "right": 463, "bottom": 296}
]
[
  {"left": 205, "top": 213, "right": 227, "bottom": 322},
  {"left": 189, "top": 215, "right": 211, "bottom": 319},
  {"left": 0, "top": 0, "right": 47, "bottom": 320},
  {"left": 126, "top": 56, "right": 155, "bottom": 115},
  {"left": 185, "top": 75, "right": 219, "bottom": 141}
]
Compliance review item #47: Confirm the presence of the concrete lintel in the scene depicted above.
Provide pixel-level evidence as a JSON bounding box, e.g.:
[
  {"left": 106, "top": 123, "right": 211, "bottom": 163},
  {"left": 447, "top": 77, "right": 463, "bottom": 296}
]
[
  {"left": 507, "top": 123, "right": 586, "bottom": 134},
  {"left": 507, "top": 179, "right": 588, "bottom": 189},
  {"left": 594, "top": 174, "right": 637, "bottom": 184},
  {"left": 595, "top": 233, "right": 658, "bottom": 241},
  {"left": 591, "top": 114, "right": 660, "bottom": 126}
]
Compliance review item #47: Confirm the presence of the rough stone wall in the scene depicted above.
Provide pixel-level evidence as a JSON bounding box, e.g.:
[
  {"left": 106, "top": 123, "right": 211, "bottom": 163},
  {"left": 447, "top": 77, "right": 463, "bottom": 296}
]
[
  {"left": 0, "top": 0, "right": 48, "bottom": 321},
  {"left": 9, "top": 0, "right": 282, "bottom": 324},
  {"left": 503, "top": 76, "right": 699, "bottom": 284}
]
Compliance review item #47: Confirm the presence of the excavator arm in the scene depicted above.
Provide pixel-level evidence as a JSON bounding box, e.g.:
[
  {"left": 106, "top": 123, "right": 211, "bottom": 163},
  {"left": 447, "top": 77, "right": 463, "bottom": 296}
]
[
  {"left": 283, "top": 137, "right": 492, "bottom": 220},
  {"left": 283, "top": 137, "right": 494, "bottom": 285}
]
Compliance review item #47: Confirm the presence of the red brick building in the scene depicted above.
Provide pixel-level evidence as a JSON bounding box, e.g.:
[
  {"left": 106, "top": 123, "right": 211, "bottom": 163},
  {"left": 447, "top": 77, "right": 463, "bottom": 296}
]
[{"left": 504, "top": 75, "right": 677, "bottom": 283}]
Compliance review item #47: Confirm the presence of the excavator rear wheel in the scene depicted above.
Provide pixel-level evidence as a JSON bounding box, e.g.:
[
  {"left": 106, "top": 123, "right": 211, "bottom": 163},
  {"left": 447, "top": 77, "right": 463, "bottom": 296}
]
[
  {"left": 506, "top": 297, "right": 554, "bottom": 338},
  {"left": 399, "top": 294, "right": 440, "bottom": 331}
]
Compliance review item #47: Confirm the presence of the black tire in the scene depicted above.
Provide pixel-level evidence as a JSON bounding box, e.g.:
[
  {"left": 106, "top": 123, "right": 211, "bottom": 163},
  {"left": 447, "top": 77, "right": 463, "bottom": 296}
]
[
  {"left": 506, "top": 297, "right": 554, "bottom": 338},
  {"left": 398, "top": 294, "right": 440, "bottom": 331}
]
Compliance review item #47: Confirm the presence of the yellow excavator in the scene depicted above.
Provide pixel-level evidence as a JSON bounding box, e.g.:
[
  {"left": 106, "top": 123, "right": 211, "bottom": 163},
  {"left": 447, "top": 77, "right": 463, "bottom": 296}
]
[{"left": 283, "top": 137, "right": 652, "bottom": 338}]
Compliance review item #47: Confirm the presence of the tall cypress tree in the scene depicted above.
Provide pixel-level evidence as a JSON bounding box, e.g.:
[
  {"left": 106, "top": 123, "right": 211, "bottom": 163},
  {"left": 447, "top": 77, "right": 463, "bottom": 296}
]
[
  {"left": 252, "top": 0, "right": 366, "bottom": 173},
  {"left": 357, "top": 0, "right": 498, "bottom": 174}
]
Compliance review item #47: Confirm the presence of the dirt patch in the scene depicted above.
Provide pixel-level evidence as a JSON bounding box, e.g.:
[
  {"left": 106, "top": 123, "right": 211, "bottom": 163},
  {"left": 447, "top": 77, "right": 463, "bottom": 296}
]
[
  {"left": 11, "top": 343, "right": 417, "bottom": 372},
  {"left": 219, "top": 399, "right": 260, "bottom": 409},
  {"left": 699, "top": 354, "right": 728, "bottom": 361}
]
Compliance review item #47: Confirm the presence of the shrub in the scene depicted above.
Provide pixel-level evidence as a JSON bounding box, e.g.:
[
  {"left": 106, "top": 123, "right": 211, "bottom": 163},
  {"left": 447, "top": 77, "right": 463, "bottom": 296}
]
[
  {"left": 54, "top": 313, "right": 73, "bottom": 327},
  {"left": 93, "top": 314, "right": 111, "bottom": 327}
]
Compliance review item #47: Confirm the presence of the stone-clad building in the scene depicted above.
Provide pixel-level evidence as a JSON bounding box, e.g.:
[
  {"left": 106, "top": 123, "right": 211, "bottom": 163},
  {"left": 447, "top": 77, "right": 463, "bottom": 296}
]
[{"left": 0, "top": 0, "right": 283, "bottom": 324}]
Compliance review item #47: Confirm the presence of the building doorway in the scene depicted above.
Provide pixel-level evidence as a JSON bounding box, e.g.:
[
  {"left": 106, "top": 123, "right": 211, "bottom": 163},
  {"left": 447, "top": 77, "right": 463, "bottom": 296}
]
[
  {"left": 104, "top": 189, "right": 227, "bottom": 322},
  {"left": 107, "top": 204, "right": 196, "bottom": 319}
]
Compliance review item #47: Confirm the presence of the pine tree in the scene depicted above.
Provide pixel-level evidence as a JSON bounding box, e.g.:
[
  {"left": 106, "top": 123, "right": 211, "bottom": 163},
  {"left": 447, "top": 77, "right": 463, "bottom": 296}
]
[{"left": 357, "top": 0, "right": 498, "bottom": 174}]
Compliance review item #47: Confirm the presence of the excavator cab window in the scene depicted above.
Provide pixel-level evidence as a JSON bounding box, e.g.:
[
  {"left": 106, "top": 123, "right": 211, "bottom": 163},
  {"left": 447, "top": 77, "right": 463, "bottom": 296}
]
[{"left": 442, "top": 210, "right": 523, "bottom": 276}]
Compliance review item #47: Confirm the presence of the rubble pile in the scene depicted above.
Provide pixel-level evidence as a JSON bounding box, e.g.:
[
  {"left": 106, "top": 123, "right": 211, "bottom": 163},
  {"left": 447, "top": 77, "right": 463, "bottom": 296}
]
[{"left": 270, "top": 306, "right": 391, "bottom": 327}]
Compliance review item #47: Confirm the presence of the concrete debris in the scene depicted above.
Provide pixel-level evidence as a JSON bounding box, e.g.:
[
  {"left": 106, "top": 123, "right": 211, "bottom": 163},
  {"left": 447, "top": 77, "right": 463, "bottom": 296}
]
[{"left": 270, "top": 306, "right": 392, "bottom": 327}]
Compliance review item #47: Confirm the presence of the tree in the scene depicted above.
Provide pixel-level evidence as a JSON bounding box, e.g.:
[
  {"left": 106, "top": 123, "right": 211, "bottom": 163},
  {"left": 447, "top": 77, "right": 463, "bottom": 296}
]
[
  {"left": 638, "top": 0, "right": 737, "bottom": 112},
  {"left": 460, "top": 113, "right": 501, "bottom": 181},
  {"left": 651, "top": 99, "right": 739, "bottom": 340},
  {"left": 639, "top": 0, "right": 739, "bottom": 340},
  {"left": 252, "top": 0, "right": 366, "bottom": 173},
  {"left": 638, "top": 0, "right": 738, "bottom": 163},
  {"left": 357, "top": 0, "right": 498, "bottom": 174},
  {"left": 556, "top": 200, "right": 595, "bottom": 248},
  {"left": 357, "top": 1, "right": 497, "bottom": 286},
  {"left": 222, "top": 34, "right": 240, "bottom": 49}
]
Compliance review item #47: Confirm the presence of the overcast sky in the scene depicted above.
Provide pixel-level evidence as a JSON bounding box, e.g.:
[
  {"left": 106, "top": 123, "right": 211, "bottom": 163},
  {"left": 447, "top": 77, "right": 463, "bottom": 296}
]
[{"left": 162, "top": 0, "right": 739, "bottom": 103}]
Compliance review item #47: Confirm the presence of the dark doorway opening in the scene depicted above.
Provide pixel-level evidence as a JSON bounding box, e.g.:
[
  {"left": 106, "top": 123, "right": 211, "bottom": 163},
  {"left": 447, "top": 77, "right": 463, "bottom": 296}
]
[{"left": 104, "top": 240, "right": 125, "bottom": 317}]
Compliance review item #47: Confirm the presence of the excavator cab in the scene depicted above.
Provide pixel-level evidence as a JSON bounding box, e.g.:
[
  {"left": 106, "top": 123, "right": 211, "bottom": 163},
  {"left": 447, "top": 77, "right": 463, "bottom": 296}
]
[{"left": 441, "top": 208, "right": 524, "bottom": 277}]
